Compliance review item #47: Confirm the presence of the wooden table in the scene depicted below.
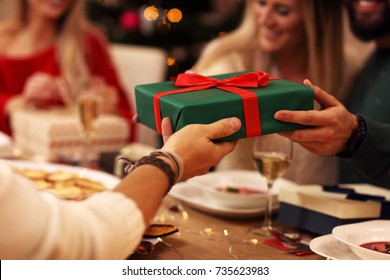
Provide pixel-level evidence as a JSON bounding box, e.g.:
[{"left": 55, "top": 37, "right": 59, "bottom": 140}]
[{"left": 129, "top": 196, "right": 324, "bottom": 260}]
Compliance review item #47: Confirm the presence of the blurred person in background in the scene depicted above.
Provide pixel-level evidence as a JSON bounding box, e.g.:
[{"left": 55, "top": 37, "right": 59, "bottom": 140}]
[
  {"left": 275, "top": 0, "right": 390, "bottom": 187},
  {"left": 0, "top": 0, "right": 134, "bottom": 139},
  {"left": 0, "top": 117, "right": 241, "bottom": 259},
  {"left": 193, "top": 0, "right": 364, "bottom": 185}
]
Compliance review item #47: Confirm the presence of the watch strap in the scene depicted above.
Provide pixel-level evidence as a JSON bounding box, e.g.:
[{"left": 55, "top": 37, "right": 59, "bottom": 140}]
[{"left": 337, "top": 114, "right": 367, "bottom": 158}]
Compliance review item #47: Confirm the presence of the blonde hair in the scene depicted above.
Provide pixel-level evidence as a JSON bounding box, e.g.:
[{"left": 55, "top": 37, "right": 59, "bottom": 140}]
[
  {"left": 195, "top": 0, "right": 345, "bottom": 99},
  {"left": 14, "top": 0, "right": 92, "bottom": 96}
]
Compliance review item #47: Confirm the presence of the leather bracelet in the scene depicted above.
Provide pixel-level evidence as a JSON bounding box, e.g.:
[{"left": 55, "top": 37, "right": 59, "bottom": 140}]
[
  {"left": 337, "top": 114, "right": 367, "bottom": 158},
  {"left": 117, "top": 154, "right": 176, "bottom": 191},
  {"left": 151, "top": 150, "right": 183, "bottom": 182}
]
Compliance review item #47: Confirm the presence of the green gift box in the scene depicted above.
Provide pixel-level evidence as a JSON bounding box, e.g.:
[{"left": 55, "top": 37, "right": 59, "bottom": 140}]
[{"left": 135, "top": 71, "right": 313, "bottom": 141}]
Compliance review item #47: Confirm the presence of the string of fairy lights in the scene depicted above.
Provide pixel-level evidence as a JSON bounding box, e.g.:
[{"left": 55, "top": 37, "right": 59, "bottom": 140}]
[
  {"left": 92, "top": 0, "right": 242, "bottom": 75},
  {"left": 96, "top": 0, "right": 183, "bottom": 34},
  {"left": 143, "top": 5, "right": 183, "bottom": 35},
  {"left": 92, "top": 0, "right": 188, "bottom": 74}
]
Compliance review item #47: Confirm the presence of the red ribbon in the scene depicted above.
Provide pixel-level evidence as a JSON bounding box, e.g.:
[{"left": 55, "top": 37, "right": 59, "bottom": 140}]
[{"left": 153, "top": 71, "right": 271, "bottom": 137}]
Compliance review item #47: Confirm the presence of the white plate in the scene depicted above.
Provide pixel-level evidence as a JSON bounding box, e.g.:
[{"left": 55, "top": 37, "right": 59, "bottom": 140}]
[
  {"left": 169, "top": 171, "right": 296, "bottom": 218},
  {"left": 187, "top": 170, "right": 271, "bottom": 209},
  {"left": 188, "top": 170, "right": 280, "bottom": 191},
  {"left": 310, "top": 234, "right": 361, "bottom": 260},
  {"left": 332, "top": 220, "right": 390, "bottom": 260},
  {"left": 3, "top": 159, "right": 120, "bottom": 191}
]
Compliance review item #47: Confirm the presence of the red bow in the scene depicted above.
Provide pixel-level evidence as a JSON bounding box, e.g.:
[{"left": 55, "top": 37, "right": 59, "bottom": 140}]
[{"left": 153, "top": 71, "right": 271, "bottom": 137}]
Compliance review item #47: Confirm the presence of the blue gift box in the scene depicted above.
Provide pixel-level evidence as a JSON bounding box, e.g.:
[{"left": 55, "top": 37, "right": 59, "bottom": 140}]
[{"left": 277, "top": 184, "right": 390, "bottom": 235}]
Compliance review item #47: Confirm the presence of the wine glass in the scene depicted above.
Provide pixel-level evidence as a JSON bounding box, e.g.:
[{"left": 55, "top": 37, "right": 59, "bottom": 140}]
[
  {"left": 76, "top": 82, "right": 102, "bottom": 167},
  {"left": 251, "top": 134, "right": 293, "bottom": 237}
]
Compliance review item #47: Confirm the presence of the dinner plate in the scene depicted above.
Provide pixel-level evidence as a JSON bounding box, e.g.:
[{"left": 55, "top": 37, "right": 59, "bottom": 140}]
[
  {"left": 2, "top": 159, "right": 120, "bottom": 191},
  {"left": 332, "top": 220, "right": 390, "bottom": 260},
  {"left": 188, "top": 170, "right": 283, "bottom": 193},
  {"left": 169, "top": 171, "right": 296, "bottom": 218},
  {"left": 309, "top": 234, "right": 361, "bottom": 260},
  {"left": 169, "top": 181, "right": 268, "bottom": 218},
  {"left": 187, "top": 170, "right": 276, "bottom": 210}
]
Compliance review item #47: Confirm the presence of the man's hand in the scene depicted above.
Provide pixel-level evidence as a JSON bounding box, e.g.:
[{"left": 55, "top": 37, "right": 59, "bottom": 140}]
[{"left": 274, "top": 79, "right": 358, "bottom": 155}]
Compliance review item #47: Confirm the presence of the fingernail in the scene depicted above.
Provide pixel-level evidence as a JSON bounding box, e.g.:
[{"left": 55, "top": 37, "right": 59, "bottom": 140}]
[
  {"left": 303, "top": 79, "right": 312, "bottom": 85},
  {"left": 229, "top": 118, "right": 240, "bottom": 130},
  {"left": 274, "top": 112, "right": 284, "bottom": 120}
]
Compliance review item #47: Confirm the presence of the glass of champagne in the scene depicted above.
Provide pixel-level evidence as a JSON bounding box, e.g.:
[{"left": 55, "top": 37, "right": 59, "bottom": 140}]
[
  {"left": 77, "top": 82, "right": 102, "bottom": 167},
  {"left": 251, "top": 134, "right": 293, "bottom": 237}
]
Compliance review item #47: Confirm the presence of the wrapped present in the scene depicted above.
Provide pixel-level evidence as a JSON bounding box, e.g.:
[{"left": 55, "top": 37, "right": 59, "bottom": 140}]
[
  {"left": 135, "top": 71, "right": 313, "bottom": 141},
  {"left": 10, "top": 108, "right": 129, "bottom": 161},
  {"left": 277, "top": 184, "right": 390, "bottom": 235}
]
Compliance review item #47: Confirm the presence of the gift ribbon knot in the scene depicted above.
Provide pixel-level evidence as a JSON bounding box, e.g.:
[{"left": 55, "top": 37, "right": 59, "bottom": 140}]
[{"left": 153, "top": 71, "right": 272, "bottom": 137}]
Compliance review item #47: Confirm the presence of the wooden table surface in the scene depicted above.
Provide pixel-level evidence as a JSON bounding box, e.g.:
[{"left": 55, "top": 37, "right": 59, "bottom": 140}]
[{"left": 129, "top": 196, "right": 324, "bottom": 260}]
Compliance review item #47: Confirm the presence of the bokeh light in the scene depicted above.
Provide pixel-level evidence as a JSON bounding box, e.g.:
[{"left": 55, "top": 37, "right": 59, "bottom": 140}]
[
  {"left": 119, "top": 10, "right": 140, "bottom": 31},
  {"left": 143, "top": 5, "right": 159, "bottom": 21},
  {"left": 167, "top": 57, "right": 176, "bottom": 67},
  {"left": 167, "top": 8, "right": 182, "bottom": 23}
]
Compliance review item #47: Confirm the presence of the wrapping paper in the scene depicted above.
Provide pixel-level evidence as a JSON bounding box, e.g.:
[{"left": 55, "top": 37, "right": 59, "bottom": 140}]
[
  {"left": 135, "top": 71, "right": 313, "bottom": 141},
  {"left": 11, "top": 108, "right": 129, "bottom": 161}
]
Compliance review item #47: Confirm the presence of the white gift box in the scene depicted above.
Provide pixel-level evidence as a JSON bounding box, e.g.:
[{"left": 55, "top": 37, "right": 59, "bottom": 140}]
[
  {"left": 10, "top": 108, "right": 129, "bottom": 161},
  {"left": 277, "top": 184, "right": 390, "bottom": 235}
]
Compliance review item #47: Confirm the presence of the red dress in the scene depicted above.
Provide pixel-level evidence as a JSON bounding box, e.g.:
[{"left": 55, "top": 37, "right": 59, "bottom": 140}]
[{"left": 0, "top": 31, "right": 134, "bottom": 140}]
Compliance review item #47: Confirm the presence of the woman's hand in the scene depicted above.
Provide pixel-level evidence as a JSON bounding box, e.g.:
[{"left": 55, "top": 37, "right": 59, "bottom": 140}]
[
  {"left": 100, "top": 84, "right": 119, "bottom": 114},
  {"left": 161, "top": 117, "right": 241, "bottom": 180},
  {"left": 22, "top": 72, "right": 63, "bottom": 107},
  {"left": 274, "top": 80, "right": 358, "bottom": 155},
  {"left": 88, "top": 77, "right": 119, "bottom": 114}
]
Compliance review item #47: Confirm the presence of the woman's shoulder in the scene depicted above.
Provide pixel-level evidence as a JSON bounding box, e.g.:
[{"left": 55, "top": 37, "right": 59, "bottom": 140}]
[
  {"left": 197, "top": 51, "right": 247, "bottom": 75},
  {"left": 337, "top": 43, "right": 375, "bottom": 103},
  {"left": 0, "top": 22, "right": 20, "bottom": 50},
  {"left": 344, "top": 42, "right": 374, "bottom": 77}
]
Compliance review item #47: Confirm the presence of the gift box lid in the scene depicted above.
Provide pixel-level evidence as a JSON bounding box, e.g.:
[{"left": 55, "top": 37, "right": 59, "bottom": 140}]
[{"left": 278, "top": 184, "right": 390, "bottom": 219}]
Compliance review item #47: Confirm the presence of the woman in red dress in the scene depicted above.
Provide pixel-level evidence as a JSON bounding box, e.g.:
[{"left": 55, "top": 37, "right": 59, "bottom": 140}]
[{"left": 0, "top": 0, "right": 134, "bottom": 138}]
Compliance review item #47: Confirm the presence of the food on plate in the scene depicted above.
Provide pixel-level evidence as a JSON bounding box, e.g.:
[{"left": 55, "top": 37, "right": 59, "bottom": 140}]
[
  {"left": 13, "top": 167, "right": 108, "bottom": 199},
  {"left": 46, "top": 171, "right": 75, "bottom": 182},
  {"left": 14, "top": 168, "right": 46, "bottom": 180},
  {"left": 216, "top": 186, "right": 265, "bottom": 195},
  {"left": 143, "top": 224, "right": 179, "bottom": 238},
  {"left": 361, "top": 241, "right": 390, "bottom": 254}
]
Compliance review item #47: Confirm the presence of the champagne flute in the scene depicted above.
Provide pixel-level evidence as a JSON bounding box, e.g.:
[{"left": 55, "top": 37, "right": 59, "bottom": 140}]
[
  {"left": 251, "top": 134, "right": 292, "bottom": 237},
  {"left": 77, "top": 83, "right": 102, "bottom": 167}
]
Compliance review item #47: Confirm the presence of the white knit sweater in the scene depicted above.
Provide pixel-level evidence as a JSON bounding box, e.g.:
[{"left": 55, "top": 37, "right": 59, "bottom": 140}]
[{"left": 0, "top": 161, "right": 145, "bottom": 259}]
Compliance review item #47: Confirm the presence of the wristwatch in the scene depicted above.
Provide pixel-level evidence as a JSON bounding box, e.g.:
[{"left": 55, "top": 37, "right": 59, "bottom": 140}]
[{"left": 337, "top": 114, "right": 367, "bottom": 158}]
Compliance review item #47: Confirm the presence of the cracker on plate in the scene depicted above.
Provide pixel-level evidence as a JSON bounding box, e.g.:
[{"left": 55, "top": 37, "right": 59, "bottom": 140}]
[{"left": 14, "top": 167, "right": 108, "bottom": 199}]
